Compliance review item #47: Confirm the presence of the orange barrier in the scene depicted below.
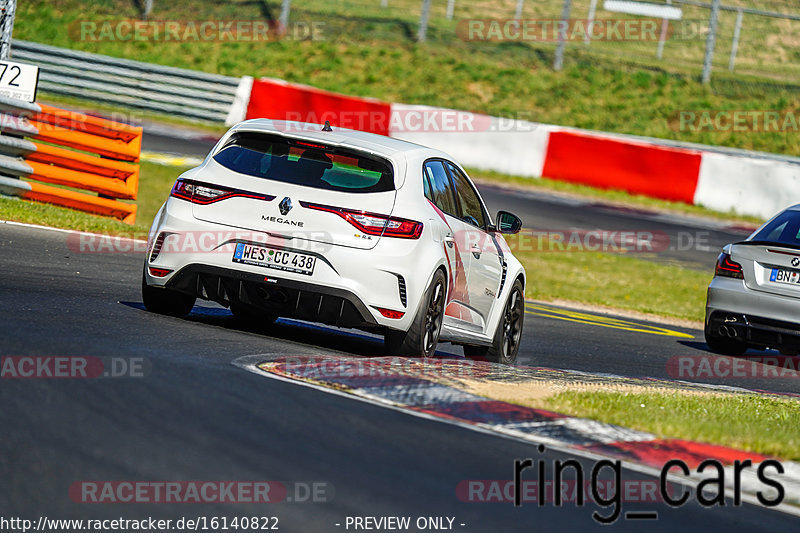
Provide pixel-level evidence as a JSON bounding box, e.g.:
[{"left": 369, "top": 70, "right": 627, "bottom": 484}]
[
  {"left": 24, "top": 180, "right": 137, "bottom": 224},
  {"left": 0, "top": 101, "right": 143, "bottom": 224}
]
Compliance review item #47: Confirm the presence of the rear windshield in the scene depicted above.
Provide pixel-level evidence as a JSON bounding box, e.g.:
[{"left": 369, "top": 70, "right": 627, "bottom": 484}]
[
  {"left": 213, "top": 132, "right": 394, "bottom": 193},
  {"left": 751, "top": 210, "right": 800, "bottom": 246}
]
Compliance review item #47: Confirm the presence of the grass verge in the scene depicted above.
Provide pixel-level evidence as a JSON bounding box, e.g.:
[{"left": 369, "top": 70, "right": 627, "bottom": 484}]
[
  {"left": 517, "top": 250, "right": 711, "bottom": 323},
  {"left": 460, "top": 379, "right": 800, "bottom": 460},
  {"left": 546, "top": 391, "right": 800, "bottom": 461}
]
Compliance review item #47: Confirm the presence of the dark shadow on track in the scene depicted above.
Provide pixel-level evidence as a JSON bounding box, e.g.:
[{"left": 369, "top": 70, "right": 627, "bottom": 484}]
[
  {"left": 120, "top": 301, "right": 463, "bottom": 359},
  {"left": 678, "top": 339, "right": 793, "bottom": 358},
  {"left": 678, "top": 340, "right": 714, "bottom": 352}
]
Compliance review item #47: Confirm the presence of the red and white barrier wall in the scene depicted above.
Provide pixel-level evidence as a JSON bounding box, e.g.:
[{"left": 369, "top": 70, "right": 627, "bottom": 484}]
[{"left": 229, "top": 77, "right": 800, "bottom": 220}]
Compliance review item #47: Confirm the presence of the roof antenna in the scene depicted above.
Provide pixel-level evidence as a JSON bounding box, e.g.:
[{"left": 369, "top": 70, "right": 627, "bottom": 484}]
[{"left": 322, "top": 120, "right": 333, "bottom": 132}]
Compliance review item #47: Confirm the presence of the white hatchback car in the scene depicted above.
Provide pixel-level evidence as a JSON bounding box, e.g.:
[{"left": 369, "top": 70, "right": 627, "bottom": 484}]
[{"left": 142, "top": 120, "right": 526, "bottom": 363}]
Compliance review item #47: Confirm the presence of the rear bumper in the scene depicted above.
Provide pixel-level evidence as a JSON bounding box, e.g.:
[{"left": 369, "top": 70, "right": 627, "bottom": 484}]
[
  {"left": 706, "top": 310, "right": 800, "bottom": 351},
  {"left": 706, "top": 276, "right": 800, "bottom": 349},
  {"left": 166, "top": 264, "right": 379, "bottom": 329}
]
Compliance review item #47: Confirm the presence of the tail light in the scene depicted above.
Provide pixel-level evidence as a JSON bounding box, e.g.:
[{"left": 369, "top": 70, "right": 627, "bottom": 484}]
[
  {"left": 715, "top": 253, "right": 744, "bottom": 279},
  {"left": 148, "top": 267, "right": 173, "bottom": 277},
  {"left": 301, "top": 202, "right": 423, "bottom": 239},
  {"left": 374, "top": 307, "right": 405, "bottom": 319},
  {"left": 170, "top": 179, "right": 275, "bottom": 205}
]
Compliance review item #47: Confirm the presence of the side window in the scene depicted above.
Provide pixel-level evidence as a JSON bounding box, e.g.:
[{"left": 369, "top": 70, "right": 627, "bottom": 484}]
[
  {"left": 423, "top": 160, "right": 458, "bottom": 217},
  {"left": 446, "top": 162, "right": 486, "bottom": 229}
]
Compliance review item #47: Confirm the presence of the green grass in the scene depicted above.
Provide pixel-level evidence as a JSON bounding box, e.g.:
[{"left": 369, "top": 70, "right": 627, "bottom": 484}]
[
  {"left": 15, "top": 0, "right": 800, "bottom": 156},
  {"left": 516, "top": 249, "right": 711, "bottom": 322},
  {"left": 544, "top": 391, "right": 800, "bottom": 460}
]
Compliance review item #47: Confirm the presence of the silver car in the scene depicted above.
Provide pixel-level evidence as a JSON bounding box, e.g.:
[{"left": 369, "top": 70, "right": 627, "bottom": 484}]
[{"left": 705, "top": 205, "right": 800, "bottom": 355}]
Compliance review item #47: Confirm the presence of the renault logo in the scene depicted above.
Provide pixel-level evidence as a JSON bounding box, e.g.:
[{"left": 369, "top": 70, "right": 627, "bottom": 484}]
[
  {"left": 792, "top": 257, "right": 799, "bottom": 267},
  {"left": 279, "top": 197, "right": 292, "bottom": 216}
]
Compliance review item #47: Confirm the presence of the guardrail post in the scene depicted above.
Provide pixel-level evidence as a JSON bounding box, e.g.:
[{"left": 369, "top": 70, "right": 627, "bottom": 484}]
[
  {"left": 142, "top": 0, "right": 153, "bottom": 21},
  {"left": 280, "top": 0, "right": 291, "bottom": 30},
  {"left": 728, "top": 9, "right": 743, "bottom": 72},
  {"left": 554, "top": 0, "right": 572, "bottom": 71},
  {"left": 584, "top": 0, "right": 597, "bottom": 46},
  {"left": 701, "top": 0, "right": 721, "bottom": 83},
  {"left": 418, "top": 0, "right": 432, "bottom": 42},
  {"left": 656, "top": 0, "right": 672, "bottom": 59},
  {"left": 0, "top": 0, "right": 16, "bottom": 60}
]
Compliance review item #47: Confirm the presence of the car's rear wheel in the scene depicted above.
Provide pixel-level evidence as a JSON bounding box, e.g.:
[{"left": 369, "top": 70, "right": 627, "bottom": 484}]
[
  {"left": 384, "top": 269, "right": 446, "bottom": 357},
  {"left": 141, "top": 269, "right": 196, "bottom": 316},
  {"left": 230, "top": 302, "right": 277, "bottom": 326},
  {"left": 464, "top": 280, "right": 524, "bottom": 364},
  {"left": 704, "top": 325, "right": 748, "bottom": 355}
]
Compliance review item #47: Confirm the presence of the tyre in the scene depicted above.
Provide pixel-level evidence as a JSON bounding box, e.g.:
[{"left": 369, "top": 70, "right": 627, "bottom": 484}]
[
  {"left": 463, "top": 279, "right": 524, "bottom": 364},
  {"left": 384, "top": 269, "right": 446, "bottom": 357},
  {"left": 141, "top": 269, "right": 196, "bottom": 317},
  {"left": 230, "top": 302, "right": 277, "bottom": 326},
  {"left": 704, "top": 325, "right": 747, "bottom": 355}
]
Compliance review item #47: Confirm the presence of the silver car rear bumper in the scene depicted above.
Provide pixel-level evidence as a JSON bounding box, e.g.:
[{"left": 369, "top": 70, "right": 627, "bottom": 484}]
[{"left": 706, "top": 276, "right": 800, "bottom": 349}]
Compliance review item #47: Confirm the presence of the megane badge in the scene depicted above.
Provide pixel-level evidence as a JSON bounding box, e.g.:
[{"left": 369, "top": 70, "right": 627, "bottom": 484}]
[
  {"left": 279, "top": 197, "right": 292, "bottom": 215},
  {"left": 792, "top": 257, "right": 799, "bottom": 267}
]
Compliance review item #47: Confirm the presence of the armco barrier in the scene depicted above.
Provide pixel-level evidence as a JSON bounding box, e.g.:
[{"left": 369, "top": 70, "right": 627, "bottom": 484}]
[
  {"left": 0, "top": 96, "right": 142, "bottom": 224},
  {"left": 541, "top": 131, "right": 704, "bottom": 205},
  {"left": 11, "top": 40, "right": 245, "bottom": 124},
  {"left": 694, "top": 152, "right": 800, "bottom": 219},
  {"left": 388, "top": 103, "right": 553, "bottom": 179}
]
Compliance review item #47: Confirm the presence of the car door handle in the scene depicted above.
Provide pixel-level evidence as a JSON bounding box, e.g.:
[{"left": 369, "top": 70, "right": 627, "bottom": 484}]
[
  {"left": 444, "top": 234, "right": 455, "bottom": 248},
  {"left": 470, "top": 244, "right": 481, "bottom": 258}
]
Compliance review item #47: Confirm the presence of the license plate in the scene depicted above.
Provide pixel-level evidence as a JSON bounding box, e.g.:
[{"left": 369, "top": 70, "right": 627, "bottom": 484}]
[
  {"left": 232, "top": 243, "right": 316, "bottom": 275},
  {"left": 770, "top": 268, "right": 800, "bottom": 285}
]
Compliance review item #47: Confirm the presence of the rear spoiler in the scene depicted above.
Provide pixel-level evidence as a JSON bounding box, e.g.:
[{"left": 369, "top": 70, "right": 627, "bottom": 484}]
[{"left": 732, "top": 240, "right": 800, "bottom": 253}]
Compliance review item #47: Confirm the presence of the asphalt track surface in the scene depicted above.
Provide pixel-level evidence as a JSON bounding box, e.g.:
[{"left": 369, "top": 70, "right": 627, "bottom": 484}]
[{"left": 2, "top": 222, "right": 799, "bottom": 531}]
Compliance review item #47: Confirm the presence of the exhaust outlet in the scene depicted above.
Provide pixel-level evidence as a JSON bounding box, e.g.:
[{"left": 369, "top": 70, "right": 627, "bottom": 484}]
[{"left": 718, "top": 325, "right": 729, "bottom": 337}]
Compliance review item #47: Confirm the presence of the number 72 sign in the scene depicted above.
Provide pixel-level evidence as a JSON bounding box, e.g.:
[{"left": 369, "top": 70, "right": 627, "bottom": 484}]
[{"left": 0, "top": 60, "right": 40, "bottom": 103}]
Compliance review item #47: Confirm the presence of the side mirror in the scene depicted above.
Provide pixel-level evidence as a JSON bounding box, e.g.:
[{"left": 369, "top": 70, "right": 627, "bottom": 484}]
[{"left": 495, "top": 211, "right": 522, "bottom": 234}]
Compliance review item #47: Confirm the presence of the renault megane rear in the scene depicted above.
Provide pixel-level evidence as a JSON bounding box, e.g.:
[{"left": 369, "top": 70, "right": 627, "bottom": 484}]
[{"left": 142, "top": 120, "right": 526, "bottom": 362}]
